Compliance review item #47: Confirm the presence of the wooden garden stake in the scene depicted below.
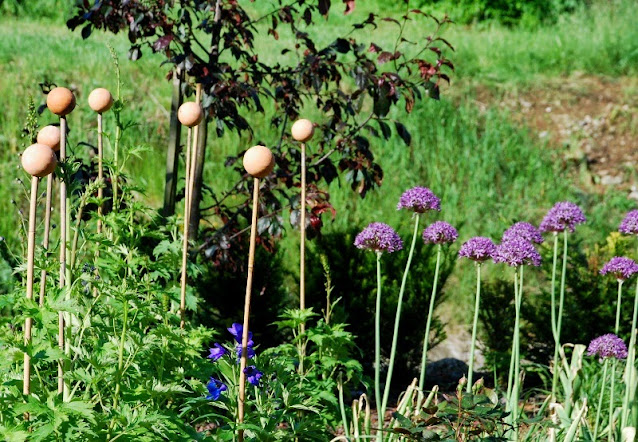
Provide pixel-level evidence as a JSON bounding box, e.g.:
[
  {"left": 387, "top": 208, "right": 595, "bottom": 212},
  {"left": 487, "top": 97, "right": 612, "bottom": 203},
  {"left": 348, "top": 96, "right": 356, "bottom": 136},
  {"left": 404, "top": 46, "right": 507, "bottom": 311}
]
[
  {"left": 290, "top": 119, "right": 314, "bottom": 317},
  {"left": 46, "top": 86, "right": 75, "bottom": 396},
  {"left": 36, "top": 125, "right": 60, "bottom": 307},
  {"left": 238, "top": 145, "right": 275, "bottom": 442},
  {"left": 88, "top": 88, "right": 114, "bottom": 234},
  {"left": 187, "top": 84, "right": 203, "bottom": 216},
  {"left": 20, "top": 143, "right": 58, "bottom": 397},
  {"left": 177, "top": 102, "right": 203, "bottom": 328}
]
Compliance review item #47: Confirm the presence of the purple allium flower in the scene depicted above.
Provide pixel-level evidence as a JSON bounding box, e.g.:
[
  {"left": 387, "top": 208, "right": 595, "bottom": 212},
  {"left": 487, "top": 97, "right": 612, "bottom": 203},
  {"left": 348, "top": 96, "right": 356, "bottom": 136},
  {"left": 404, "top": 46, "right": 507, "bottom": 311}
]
[
  {"left": 539, "top": 201, "right": 586, "bottom": 233},
  {"left": 502, "top": 222, "right": 544, "bottom": 244},
  {"left": 244, "top": 366, "right": 263, "bottom": 386},
  {"left": 206, "top": 377, "right": 228, "bottom": 400},
  {"left": 423, "top": 221, "right": 458, "bottom": 245},
  {"left": 493, "top": 238, "right": 542, "bottom": 267},
  {"left": 354, "top": 222, "right": 403, "bottom": 254},
  {"left": 396, "top": 186, "right": 441, "bottom": 213},
  {"left": 208, "top": 343, "right": 227, "bottom": 361},
  {"left": 600, "top": 257, "right": 638, "bottom": 281},
  {"left": 458, "top": 237, "right": 496, "bottom": 262},
  {"left": 228, "top": 323, "right": 253, "bottom": 346},
  {"left": 619, "top": 210, "right": 638, "bottom": 235},
  {"left": 587, "top": 334, "right": 628, "bottom": 360}
]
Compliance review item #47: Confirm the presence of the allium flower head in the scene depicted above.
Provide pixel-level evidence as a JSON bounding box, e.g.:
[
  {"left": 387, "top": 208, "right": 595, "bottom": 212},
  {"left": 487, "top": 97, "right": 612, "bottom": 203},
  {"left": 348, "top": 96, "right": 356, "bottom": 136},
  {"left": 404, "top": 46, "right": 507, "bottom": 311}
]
[
  {"left": 206, "top": 377, "right": 228, "bottom": 400},
  {"left": 396, "top": 186, "right": 441, "bottom": 213},
  {"left": 493, "top": 238, "right": 541, "bottom": 267},
  {"left": 244, "top": 366, "right": 264, "bottom": 386},
  {"left": 208, "top": 343, "right": 227, "bottom": 361},
  {"left": 354, "top": 222, "right": 403, "bottom": 254},
  {"left": 423, "top": 221, "right": 458, "bottom": 245},
  {"left": 619, "top": 210, "right": 638, "bottom": 235},
  {"left": 502, "top": 222, "right": 544, "bottom": 244},
  {"left": 458, "top": 237, "right": 496, "bottom": 262},
  {"left": 600, "top": 256, "right": 638, "bottom": 281},
  {"left": 539, "top": 201, "right": 586, "bottom": 233},
  {"left": 587, "top": 334, "right": 628, "bottom": 360}
]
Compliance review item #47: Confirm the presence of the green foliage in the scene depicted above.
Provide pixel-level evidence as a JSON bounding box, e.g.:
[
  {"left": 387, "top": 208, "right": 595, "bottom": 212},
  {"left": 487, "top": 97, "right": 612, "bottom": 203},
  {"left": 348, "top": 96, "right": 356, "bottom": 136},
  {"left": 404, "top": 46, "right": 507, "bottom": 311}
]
[
  {"left": 0, "top": 0, "right": 71, "bottom": 22},
  {"left": 200, "top": 308, "right": 363, "bottom": 439},
  {"left": 412, "top": 0, "right": 584, "bottom": 27}
]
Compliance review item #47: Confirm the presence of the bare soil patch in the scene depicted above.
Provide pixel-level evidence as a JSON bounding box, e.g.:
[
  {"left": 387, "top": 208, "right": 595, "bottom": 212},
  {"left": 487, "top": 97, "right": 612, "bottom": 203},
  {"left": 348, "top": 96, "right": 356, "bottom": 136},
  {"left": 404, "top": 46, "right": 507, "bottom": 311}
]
[{"left": 474, "top": 75, "right": 638, "bottom": 194}]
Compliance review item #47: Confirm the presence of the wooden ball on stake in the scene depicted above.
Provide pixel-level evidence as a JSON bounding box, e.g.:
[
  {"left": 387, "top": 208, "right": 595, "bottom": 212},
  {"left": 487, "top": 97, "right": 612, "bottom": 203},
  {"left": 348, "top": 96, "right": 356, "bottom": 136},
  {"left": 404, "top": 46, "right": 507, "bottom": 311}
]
[
  {"left": 243, "top": 145, "right": 275, "bottom": 178},
  {"left": 21, "top": 143, "right": 58, "bottom": 178},
  {"left": 21, "top": 144, "right": 56, "bottom": 398},
  {"left": 37, "top": 126, "right": 61, "bottom": 151},
  {"left": 291, "top": 118, "right": 314, "bottom": 142},
  {"left": 88, "top": 88, "right": 113, "bottom": 114},
  {"left": 178, "top": 102, "right": 203, "bottom": 128},
  {"left": 46, "top": 87, "right": 76, "bottom": 116}
]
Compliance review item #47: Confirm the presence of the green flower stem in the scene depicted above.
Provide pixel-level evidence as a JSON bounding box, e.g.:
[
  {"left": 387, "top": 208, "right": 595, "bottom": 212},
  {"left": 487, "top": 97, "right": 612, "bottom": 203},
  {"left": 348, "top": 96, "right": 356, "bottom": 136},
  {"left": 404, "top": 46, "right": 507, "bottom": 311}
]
[
  {"left": 615, "top": 280, "right": 623, "bottom": 335},
  {"left": 551, "top": 230, "right": 568, "bottom": 402},
  {"left": 608, "top": 280, "right": 624, "bottom": 441},
  {"left": 338, "top": 378, "right": 350, "bottom": 439},
  {"left": 467, "top": 263, "right": 482, "bottom": 393},
  {"left": 418, "top": 244, "right": 442, "bottom": 395},
  {"left": 609, "top": 358, "right": 618, "bottom": 442},
  {"left": 622, "top": 280, "right": 638, "bottom": 429},
  {"left": 510, "top": 267, "right": 522, "bottom": 442},
  {"left": 375, "top": 251, "right": 383, "bottom": 442},
  {"left": 594, "top": 358, "right": 610, "bottom": 441},
  {"left": 380, "top": 214, "right": 421, "bottom": 426}
]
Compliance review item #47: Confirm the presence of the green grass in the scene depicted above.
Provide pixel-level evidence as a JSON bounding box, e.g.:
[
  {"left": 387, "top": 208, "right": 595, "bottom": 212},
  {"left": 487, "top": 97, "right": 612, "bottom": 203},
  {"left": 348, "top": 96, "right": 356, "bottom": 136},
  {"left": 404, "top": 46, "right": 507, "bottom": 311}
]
[{"left": 0, "top": 0, "right": 636, "bottom": 318}]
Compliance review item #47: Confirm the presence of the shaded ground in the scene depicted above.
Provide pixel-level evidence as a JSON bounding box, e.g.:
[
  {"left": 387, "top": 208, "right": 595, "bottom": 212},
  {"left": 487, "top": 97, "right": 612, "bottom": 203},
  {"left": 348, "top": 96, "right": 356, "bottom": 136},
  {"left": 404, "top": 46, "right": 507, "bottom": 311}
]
[{"left": 474, "top": 75, "right": 638, "bottom": 193}]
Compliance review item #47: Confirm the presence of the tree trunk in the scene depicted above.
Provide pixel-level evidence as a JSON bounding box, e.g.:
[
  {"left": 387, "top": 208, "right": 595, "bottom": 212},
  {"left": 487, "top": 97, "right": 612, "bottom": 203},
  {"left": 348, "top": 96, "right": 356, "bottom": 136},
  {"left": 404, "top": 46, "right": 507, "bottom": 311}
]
[{"left": 162, "top": 65, "right": 184, "bottom": 216}]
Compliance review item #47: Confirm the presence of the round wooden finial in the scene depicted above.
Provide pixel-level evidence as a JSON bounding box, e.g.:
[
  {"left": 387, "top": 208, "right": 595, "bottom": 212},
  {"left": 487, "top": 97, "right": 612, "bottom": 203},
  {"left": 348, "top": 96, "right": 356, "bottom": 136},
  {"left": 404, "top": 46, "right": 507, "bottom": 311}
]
[
  {"left": 46, "top": 87, "right": 76, "bottom": 116},
  {"left": 178, "top": 102, "right": 204, "bottom": 127},
  {"left": 243, "top": 145, "right": 275, "bottom": 178},
  {"left": 88, "top": 88, "right": 113, "bottom": 113},
  {"left": 36, "top": 125, "right": 61, "bottom": 151},
  {"left": 21, "top": 144, "right": 57, "bottom": 177},
  {"left": 291, "top": 119, "right": 314, "bottom": 142}
]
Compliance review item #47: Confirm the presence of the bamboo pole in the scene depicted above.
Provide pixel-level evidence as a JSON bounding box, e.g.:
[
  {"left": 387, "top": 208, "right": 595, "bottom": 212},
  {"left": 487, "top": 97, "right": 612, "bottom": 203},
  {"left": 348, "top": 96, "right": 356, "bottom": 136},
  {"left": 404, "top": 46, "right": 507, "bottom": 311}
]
[
  {"left": 238, "top": 177, "right": 260, "bottom": 442},
  {"left": 20, "top": 143, "right": 57, "bottom": 398},
  {"left": 24, "top": 176, "right": 38, "bottom": 396},
  {"left": 177, "top": 100, "right": 203, "bottom": 328},
  {"left": 238, "top": 145, "right": 274, "bottom": 442},
  {"left": 88, "top": 88, "right": 113, "bottom": 234},
  {"left": 35, "top": 125, "right": 60, "bottom": 307}
]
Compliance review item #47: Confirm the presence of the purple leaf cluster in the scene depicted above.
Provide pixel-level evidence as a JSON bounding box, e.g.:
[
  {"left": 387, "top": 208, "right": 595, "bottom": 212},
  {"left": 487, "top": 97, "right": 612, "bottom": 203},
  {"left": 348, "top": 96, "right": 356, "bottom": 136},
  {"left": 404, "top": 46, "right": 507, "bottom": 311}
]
[
  {"left": 422, "top": 221, "right": 458, "bottom": 245},
  {"left": 492, "top": 238, "right": 541, "bottom": 267},
  {"left": 354, "top": 222, "right": 403, "bottom": 254},
  {"left": 600, "top": 257, "right": 638, "bottom": 281},
  {"left": 396, "top": 186, "right": 441, "bottom": 213},
  {"left": 458, "top": 237, "right": 496, "bottom": 262},
  {"left": 502, "top": 222, "right": 544, "bottom": 244},
  {"left": 587, "top": 334, "right": 628, "bottom": 360},
  {"left": 619, "top": 210, "right": 638, "bottom": 235},
  {"left": 539, "top": 201, "right": 586, "bottom": 233}
]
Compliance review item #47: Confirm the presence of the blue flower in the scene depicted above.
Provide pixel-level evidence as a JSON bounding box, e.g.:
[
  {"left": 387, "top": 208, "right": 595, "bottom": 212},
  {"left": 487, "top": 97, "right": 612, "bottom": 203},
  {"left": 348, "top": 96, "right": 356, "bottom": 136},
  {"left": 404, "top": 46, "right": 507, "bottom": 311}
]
[
  {"left": 244, "top": 366, "right": 263, "bottom": 386},
  {"left": 206, "top": 377, "right": 228, "bottom": 400},
  {"left": 207, "top": 343, "right": 227, "bottom": 361},
  {"left": 228, "top": 323, "right": 253, "bottom": 346},
  {"left": 236, "top": 344, "right": 256, "bottom": 360}
]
